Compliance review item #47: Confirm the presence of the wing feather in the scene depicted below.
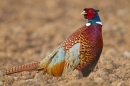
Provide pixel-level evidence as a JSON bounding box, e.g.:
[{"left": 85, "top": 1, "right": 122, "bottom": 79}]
[{"left": 62, "top": 43, "right": 81, "bottom": 76}]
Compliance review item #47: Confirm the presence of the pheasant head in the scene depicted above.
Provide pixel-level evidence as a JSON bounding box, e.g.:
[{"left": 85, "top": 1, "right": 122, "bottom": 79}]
[{"left": 81, "top": 8, "right": 102, "bottom": 26}]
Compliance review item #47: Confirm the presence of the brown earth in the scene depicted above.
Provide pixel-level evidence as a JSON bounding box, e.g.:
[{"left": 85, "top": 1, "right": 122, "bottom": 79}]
[{"left": 0, "top": 0, "right": 130, "bottom": 86}]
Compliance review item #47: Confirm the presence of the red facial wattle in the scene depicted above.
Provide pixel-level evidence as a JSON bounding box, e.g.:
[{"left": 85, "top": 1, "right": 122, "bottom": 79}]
[
  {"left": 82, "top": 8, "right": 95, "bottom": 20},
  {"left": 86, "top": 9, "right": 95, "bottom": 20}
]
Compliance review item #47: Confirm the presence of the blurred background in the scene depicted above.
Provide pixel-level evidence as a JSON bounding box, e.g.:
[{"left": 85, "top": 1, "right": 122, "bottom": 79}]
[{"left": 0, "top": 0, "right": 130, "bottom": 86}]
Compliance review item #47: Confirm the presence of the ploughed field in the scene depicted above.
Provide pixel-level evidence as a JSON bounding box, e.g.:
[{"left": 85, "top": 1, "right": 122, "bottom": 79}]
[{"left": 0, "top": 0, "right": 130, "bottom": 86}]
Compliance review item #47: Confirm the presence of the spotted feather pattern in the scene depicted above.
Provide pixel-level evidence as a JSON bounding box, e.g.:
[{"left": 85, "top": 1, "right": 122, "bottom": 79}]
[{"left": 62, "top": 24, "right": 102, "bottom": 71}]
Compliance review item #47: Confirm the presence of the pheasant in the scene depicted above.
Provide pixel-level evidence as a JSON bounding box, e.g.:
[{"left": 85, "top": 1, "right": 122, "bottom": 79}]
[{"left": 6, "top": 8, "right": 103, "bottom": 77}]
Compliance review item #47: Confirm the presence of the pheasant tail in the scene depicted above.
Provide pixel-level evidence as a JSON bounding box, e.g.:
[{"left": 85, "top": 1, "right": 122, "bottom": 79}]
[{"left": 6, "top": 62, "right": 40, "bottom": 75}]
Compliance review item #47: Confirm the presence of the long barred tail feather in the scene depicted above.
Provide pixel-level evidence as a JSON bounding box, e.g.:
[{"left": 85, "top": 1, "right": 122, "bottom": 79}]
[{"left": 6, "top": 62, "right": 40, "bottom": 75}]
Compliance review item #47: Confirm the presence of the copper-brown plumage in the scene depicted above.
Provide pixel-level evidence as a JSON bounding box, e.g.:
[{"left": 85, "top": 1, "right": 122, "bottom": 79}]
[
  {"left": 6, "top": 62, "right": 40, "bottom": 75},
  {"left": 6, "top": 8, "right": 103, "bottom": 77}
]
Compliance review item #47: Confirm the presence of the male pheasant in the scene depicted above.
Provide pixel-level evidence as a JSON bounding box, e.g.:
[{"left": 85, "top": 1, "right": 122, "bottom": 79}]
[{"left": 6, "top": 8, "right": 103, "bottom": 77}]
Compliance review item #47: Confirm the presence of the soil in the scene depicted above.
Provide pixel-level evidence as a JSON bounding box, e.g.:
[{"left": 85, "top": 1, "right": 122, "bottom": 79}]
[{"left": 0, "top": 0, "right": 130, "bottom": 86}]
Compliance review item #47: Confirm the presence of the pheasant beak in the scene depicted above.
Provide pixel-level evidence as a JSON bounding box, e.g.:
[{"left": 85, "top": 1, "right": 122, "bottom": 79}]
[{"left": 81, "top": 11, "right": 87, "bottom": 15}]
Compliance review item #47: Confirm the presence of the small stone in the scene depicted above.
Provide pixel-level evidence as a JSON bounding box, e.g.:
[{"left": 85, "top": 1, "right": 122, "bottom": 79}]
[
  {"left": 5, "top": 75, "right": 14, "bottom": 84},
  {"left": 123, "top": 51, "right": 130, "bottom": 58},
  {"left": 111, "top": 82, "right": 118, "bottom": 86},
  {"left": 58, "top": 77, "right": 63, "bottom": 81},
  {"left": 117, "top": 81, "right": 126, "bottom": 86},
  {"left": 48, "top": 79, "right": 52, "bottom": 83},
  {"left": 31, "top": 71, "right": 37, "bottom": 78},
  {"left": 52, "top": 77, "right": 58, "bottom": 81},
  {"left": 34, "top": 72, "right": 44, "bottom": 82},
  {"left": 65, "top": 70, "right": 83, "bottom": 80},
  {"left": 94, "top": 77, "right": 104, "bottom": 83},
  {"left": 12, "top": 79, "right": 39, "bottom": 86},
  {"left": 13, "top": 77, "right": 18, "bottom": 80},
  {"left": 0, "top": 81, "right": 3, "bottom": 86},
  {"left": 94, "top": 77, "right": 110, "bottom": 86},
  {"left": 21, "top": 71, "right": 30, "bottom": 76}
]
